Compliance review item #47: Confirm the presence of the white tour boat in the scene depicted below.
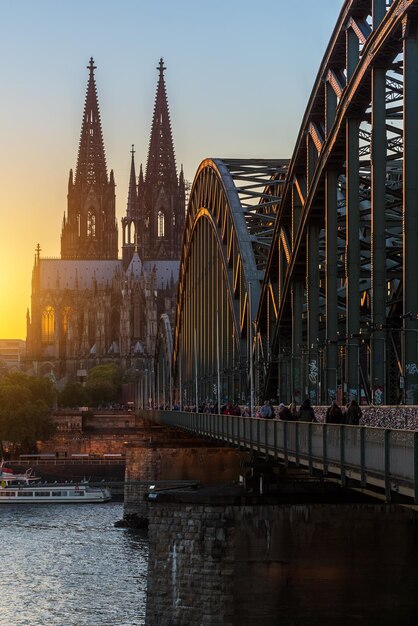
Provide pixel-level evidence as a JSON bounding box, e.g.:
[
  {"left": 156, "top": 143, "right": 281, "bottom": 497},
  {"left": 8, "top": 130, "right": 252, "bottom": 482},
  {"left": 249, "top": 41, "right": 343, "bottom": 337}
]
[{"left": 0, "top": 464, "right": 112, "bottom": 503}]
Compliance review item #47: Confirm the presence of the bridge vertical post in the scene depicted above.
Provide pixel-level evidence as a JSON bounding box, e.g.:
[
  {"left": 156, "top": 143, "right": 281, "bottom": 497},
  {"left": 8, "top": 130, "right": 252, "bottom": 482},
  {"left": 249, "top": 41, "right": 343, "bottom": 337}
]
[
  {"left": 346, "top": 1, "right": 361, "bottom": 404},
  {"left": 248, "top": 282, "right": 255, "bottom": 417},
  {"left": 346, "top": 23, "right": 359, "bottom": 81},
  {"left": 325, "top": 78, "right": 338, "bottom": 403},
  {"left": 371, "top": 66, "right": 387, "bottom": 404},
  {"left": 403, "top": 18, "right": 418, "bottom": 405},
  {"left": 291, "top": 281, "right": 303, "bottom": 404},
  {"left": 278, "top": 239, "right": 284, "bottom": 310},
  {"left": 307, "top": 136, "right": 317, "bottom": 191},
  {"left": 346, "top": 117, "right": 361, "bottom": 402},
  {"left": 372, "top": 0, "right": 386, "bottom": 30},
  {"left": 307, "top": 224, "right": 320, "bottom": 404},
  {"left": 325, "top": 169, "right": 339, "bottom": 403},
  {"left": 325, "top": 80, "right": 337, "bottom": 138},
  {"left": 292, "top": 185, "right": 301, "bottom": 250}
]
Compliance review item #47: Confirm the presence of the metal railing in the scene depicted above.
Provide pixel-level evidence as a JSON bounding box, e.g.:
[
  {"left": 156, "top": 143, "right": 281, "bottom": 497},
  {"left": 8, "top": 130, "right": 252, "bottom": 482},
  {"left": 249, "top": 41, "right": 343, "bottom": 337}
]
[
  {"left": 143, "top": 410, "right": 418, "bottom": 503},
  {"left": 6, "top": 459, "right": 125, "bottom": 467}
]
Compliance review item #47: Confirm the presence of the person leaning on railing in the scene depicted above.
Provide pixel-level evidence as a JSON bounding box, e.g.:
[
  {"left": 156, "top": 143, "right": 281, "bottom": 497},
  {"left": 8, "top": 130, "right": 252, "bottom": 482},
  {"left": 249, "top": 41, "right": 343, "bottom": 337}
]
[
  {"left": 277, "top": 403, "right": 292, "bottom": 420},
  {"left": 289, "top": 402, "right": 299, "bottom": 421},
  {"left": 346, "top": 399, "right": 362, "bottom": 425},
  {"left": 298, "top": 398, "right": 317, "bottom": 422}
]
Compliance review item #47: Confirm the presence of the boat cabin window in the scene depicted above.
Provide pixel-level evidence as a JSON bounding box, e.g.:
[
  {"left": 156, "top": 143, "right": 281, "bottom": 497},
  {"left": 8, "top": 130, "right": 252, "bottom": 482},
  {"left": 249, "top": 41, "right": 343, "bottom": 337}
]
[
  {"left": 51, "top": 491, "right": 67, "bottom": 496},
  {"left": 74, "top": 491, "right": 85, "bottom": 496},
  {"left": 18, "top": 491, "right": 34, "bottom": 497},
  {"left": 35, "top": 492, "right": 48, "bottom": 497},
  {"left": 0, "top": 491, "right": 16, "bottom": 497}
]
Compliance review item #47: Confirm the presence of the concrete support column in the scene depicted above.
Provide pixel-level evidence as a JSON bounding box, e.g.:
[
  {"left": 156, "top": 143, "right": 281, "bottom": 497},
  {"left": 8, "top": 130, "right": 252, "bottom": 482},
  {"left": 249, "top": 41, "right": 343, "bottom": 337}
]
[
  {"left": 307, "top": 223, "right": 320, "bottom": 404},
  {"left": 291, "top": 281, "right": 303, "bottom": 403},
  {"left": 371, "top": 67, "right": 387, "bottom": 404},
  {"left": 403, "top": 20, "right": 418, "bottom": 404},
  {"left": 346, "top": 117, "right": 361, "bottom": 401},
  {"left": 326, "top": 169, "right": 338, "bottom": 403}
]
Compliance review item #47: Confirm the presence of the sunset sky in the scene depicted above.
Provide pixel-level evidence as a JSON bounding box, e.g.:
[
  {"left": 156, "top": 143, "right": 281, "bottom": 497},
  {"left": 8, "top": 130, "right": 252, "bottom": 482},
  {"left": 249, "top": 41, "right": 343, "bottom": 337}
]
[{"left": 0, "top": 0, "right": 341, "bottom": 339}]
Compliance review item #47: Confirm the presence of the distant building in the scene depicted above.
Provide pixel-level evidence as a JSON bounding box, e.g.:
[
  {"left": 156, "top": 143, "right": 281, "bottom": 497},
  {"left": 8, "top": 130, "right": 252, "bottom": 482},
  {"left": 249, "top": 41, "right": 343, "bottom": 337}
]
[
  {"left": 25, "top": 58, "right": 185, "bottom": 381},
  {"left": 0, "top": 339, "right": 25, "bottom": 372}
]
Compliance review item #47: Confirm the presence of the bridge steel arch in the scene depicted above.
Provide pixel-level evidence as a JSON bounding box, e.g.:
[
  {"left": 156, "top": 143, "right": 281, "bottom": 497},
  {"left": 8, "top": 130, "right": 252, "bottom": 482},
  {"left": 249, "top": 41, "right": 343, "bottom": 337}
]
[
  {"left": 258, "top": 0, "right": 418, "bottom": 407},
  {"left": 173, "top": 158, "right": 287, "bottom": 408}
]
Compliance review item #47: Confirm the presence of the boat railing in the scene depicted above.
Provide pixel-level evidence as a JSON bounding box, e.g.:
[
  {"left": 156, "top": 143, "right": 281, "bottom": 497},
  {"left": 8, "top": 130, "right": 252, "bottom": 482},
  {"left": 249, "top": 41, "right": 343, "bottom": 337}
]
[{"left": 6, "top": 458, "right": 126, "bottom": 467}]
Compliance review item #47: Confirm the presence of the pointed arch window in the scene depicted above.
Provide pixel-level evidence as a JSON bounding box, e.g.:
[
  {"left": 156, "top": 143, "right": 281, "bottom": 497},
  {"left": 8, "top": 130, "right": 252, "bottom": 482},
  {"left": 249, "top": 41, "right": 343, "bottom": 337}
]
[
  {"left": 157, "top": 211, "right": 165, "bottom": 238},
  {"left": 87, "top": 210, "right": 96, "bottom": 237},
  {"left": 42, "top": 306, "right": 55, "bottom": 343},
  {"left": 62, "top": 307, "right": 71, "bottom": 336}
]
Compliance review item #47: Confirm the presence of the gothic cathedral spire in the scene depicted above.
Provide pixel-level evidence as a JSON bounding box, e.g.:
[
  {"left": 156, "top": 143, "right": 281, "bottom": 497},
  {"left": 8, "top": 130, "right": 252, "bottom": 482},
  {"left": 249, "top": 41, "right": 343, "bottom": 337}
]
[
  {"left": 141, "top": 59, "right": 185, "bottom": 261},
  {"left": 61, "top": 58, "right": 118, "bottom": 260},
  {"left": 145, "top": 58, "right": 178, "bottom": 189},
  {"left": 75, "top": 57, "right": 108, "bottom": 187}
]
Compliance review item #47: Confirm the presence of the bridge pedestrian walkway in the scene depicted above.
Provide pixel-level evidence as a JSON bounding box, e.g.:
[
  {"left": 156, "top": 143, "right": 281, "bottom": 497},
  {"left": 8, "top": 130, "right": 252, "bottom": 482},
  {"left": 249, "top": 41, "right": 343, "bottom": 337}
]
[{"left": 143, "top": 410, "right": 418, "bottom": 504}]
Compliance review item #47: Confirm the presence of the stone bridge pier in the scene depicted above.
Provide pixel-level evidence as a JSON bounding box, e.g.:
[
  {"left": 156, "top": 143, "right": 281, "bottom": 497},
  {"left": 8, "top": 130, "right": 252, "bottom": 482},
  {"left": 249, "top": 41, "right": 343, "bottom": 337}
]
[
  {"left": 145, "top": 491, "right": 418, "bottom": 625},
  {"left": 122, "top": 426, "right": 249, "bottom": 527}
]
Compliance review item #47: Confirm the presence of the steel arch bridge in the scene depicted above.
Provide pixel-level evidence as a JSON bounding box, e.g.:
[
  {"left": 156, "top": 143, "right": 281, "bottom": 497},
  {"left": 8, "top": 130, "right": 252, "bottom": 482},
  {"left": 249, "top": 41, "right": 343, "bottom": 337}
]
[
  {"left": 159, "top": 0, "right": 418, "bottom": 409},
  {"left": 172, "top": 158, "right": 287, "bottom": 407},
  {"left": 258, "top": 0, "right": 418, "bottom": 407}
]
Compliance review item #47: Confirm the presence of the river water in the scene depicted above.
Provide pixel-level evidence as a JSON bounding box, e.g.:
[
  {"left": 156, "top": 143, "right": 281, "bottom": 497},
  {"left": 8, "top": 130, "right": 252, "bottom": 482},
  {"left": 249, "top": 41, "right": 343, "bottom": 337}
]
[{"left": 0, "top": 502, "right": 148, "bottom": 625}]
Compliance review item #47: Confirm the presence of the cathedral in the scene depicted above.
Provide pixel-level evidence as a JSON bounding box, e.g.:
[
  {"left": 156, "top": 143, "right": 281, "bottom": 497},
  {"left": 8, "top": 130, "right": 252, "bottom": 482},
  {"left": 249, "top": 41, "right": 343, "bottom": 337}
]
[{"left": 25, "top": 58, "right": 185, "bottom": 381}]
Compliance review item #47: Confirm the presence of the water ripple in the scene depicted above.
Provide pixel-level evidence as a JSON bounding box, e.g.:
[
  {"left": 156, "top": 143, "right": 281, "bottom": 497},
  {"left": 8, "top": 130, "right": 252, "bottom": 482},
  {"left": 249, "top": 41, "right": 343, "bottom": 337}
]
[{"left": 0, "top": 503, "right": 148, "bottom": 625}]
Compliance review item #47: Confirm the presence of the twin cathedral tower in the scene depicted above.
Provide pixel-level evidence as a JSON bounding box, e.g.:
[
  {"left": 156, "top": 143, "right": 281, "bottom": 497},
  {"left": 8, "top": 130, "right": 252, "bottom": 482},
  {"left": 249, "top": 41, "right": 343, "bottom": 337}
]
[{"left": 26, "top": 58, "right": 186, "bottom": 378}]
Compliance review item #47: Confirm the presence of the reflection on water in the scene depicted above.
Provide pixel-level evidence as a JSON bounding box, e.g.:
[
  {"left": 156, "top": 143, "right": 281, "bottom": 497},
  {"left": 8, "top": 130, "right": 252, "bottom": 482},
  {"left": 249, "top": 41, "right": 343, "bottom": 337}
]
[{"left": 0, "top": 502, "right": 148, "bottom": 626}]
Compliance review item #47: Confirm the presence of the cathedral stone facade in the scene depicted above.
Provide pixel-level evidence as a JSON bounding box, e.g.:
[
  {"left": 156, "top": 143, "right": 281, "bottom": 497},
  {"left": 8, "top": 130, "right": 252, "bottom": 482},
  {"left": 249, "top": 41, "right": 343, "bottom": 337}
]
[{"left": 25, "top": 58, "right": 185, "bottom": 381}]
